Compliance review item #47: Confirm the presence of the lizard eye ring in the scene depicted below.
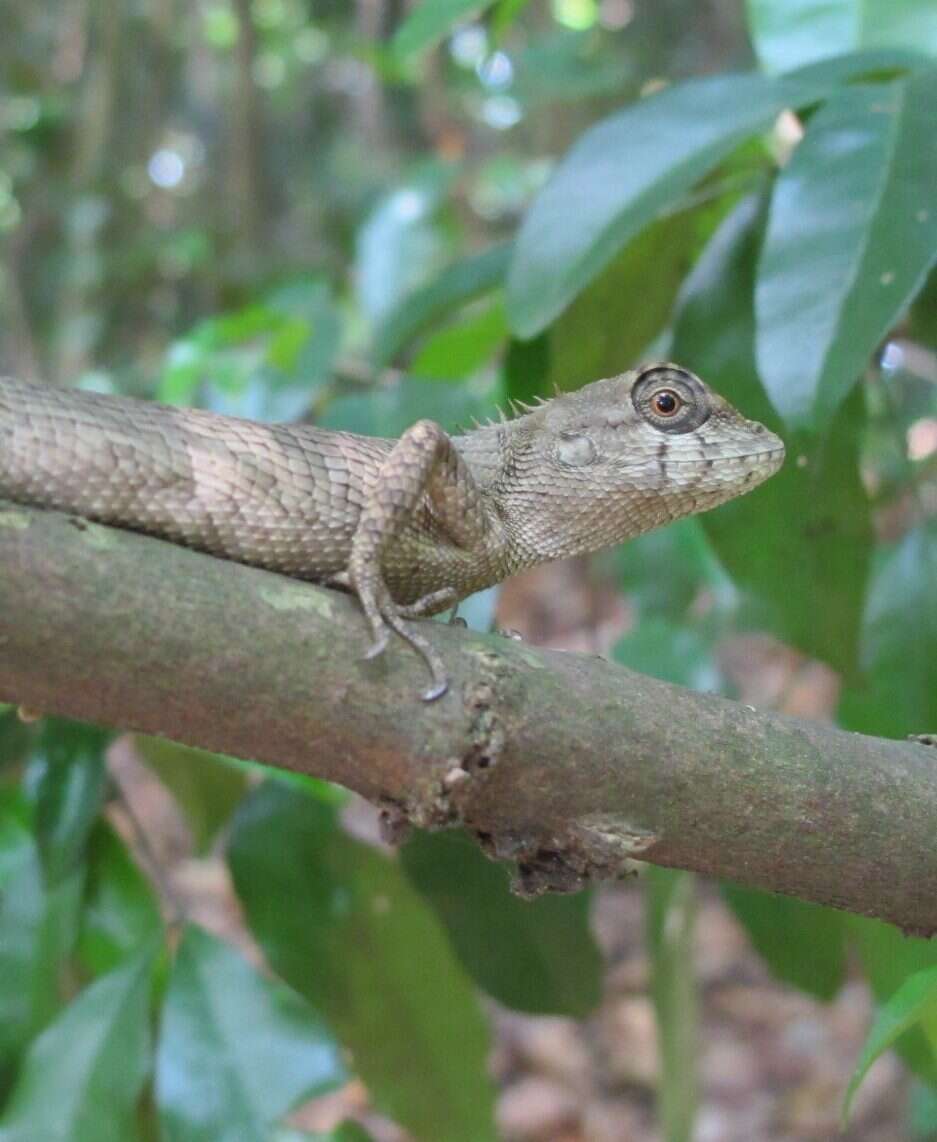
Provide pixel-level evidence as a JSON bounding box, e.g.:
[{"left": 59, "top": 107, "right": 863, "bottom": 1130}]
[{"left": 632, "top": 364, "right": 711, "bottom": 434}]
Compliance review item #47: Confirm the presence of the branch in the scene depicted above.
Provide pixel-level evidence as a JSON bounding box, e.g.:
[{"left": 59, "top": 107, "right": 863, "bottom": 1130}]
[{"left": 2, "top": 501, "right": 935, "bottom": 935}]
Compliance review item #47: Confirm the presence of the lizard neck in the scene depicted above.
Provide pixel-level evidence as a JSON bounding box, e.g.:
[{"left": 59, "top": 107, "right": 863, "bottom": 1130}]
[
  {"left": 455, "top": 418, "right": 596, "bottom": 568},
  {"left": 452, "top": 422, "right": 508, "bottom": 490}
]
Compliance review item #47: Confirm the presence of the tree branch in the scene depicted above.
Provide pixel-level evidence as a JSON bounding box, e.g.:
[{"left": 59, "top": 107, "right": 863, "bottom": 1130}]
[{"left": 2, "top": 501, "right": 935, "bottom": 935}]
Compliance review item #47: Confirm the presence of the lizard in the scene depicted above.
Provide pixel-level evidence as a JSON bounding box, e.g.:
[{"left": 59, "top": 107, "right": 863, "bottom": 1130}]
[{"left": 0, "top": 363, "right": 785, "bottom": 700}]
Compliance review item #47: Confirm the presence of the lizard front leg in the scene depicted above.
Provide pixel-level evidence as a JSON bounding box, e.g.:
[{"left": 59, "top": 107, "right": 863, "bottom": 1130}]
[{"left": 346, "top": 419, "right": 493, "bottom": 702}]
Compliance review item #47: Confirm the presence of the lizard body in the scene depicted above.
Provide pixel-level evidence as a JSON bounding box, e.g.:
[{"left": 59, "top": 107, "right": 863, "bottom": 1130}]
[{"left": 0, "top": 365, "right": 784, "bottom": 698}]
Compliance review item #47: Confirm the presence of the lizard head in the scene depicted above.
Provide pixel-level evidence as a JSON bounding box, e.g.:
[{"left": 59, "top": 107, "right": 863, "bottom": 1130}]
[{"left": 497, "top": 362, "right": 785, "bottom": 561}]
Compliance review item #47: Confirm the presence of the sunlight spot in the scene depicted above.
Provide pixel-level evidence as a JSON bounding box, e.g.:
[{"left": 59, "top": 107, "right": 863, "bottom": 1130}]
[
  {"left": 880, "top": 341, "right": 904, "bottom": 372},
  {"left": 482, "top": 95, "right": 522, "bottom": 130},
  {"left": 147, "top": 149, "right": 185, "bottom": 189},
  {"left": 599, "top": 0, "right": 634, "bottom": 28},
  {"left": 477, "top": 50, "right": 513, "bottom": 90},
  {"left": 908, "top": 418, "right": 937, "bottom": 461},
  {"left": 553, "top": 0, "right": 597, "bottom": 30},
  {"left": 450, "top": 25, "right": 487, "bottom": 68}
]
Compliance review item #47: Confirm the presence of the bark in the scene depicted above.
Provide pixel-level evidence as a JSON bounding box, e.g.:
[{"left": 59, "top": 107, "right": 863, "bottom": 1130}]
[{"left": 1, "top": 501, "right": 935, "bottom": 935}]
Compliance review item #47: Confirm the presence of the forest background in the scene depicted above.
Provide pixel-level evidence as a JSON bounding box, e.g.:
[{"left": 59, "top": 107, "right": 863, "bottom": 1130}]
[{"left": 0, "top": 1, "right": 936, "bottom": 1140}]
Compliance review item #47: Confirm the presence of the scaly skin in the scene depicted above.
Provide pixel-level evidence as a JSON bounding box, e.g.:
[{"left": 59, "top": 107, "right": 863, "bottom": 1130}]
[{"left": 0, "top": 364, "right": 785, "bottom": 698}]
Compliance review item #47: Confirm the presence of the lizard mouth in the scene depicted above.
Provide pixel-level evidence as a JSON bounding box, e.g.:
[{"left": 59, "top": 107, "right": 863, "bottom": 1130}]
[
  {"left": 708, "top": 443, "right": 786, "bottom": 498},
  {"left": 744, "top": 441, "right": 786, "bottom": 469},
  {"left": 723, "top": 442, "right": 786, "bottom": 483},
  {"left": 755, "top": 440, "right": 786, "bottom": 473},
  {"left": 655, "top": 441, "right": 786, "bottom": 473}
]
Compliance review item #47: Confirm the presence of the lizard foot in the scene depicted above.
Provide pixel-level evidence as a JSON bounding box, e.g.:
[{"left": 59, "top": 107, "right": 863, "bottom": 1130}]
[
  {"left": 382, "top": 606, "right": 449, "bottom": 702},
  {"left": 363, "top": 628, "right": 390, "bottom": 661},
  {"left": 356, "top": 583, "right": 450, "bottom": 701},
  {"left": 496, "top": 627, "right": 524, "bottom": 641},
  {"left": 397, "top": 587, "right": 459, "bottom": 619}
]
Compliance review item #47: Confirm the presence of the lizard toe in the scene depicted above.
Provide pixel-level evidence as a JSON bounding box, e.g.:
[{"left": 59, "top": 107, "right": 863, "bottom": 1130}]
[
  {"left": 382, "top": 607, "right": 450, "bottom": 701},
  {"left": 398, "top": 586, "right": 459, "bottom": 619},
  {"left": 363, "top": 628, "right": 390, "bottom": 660},
  {"left": 421, "top": 678, "right": 449, "bottom": 703}
]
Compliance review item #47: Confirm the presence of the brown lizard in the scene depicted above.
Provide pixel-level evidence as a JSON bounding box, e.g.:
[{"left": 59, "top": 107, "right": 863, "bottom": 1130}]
[{"left": 0, "top": 364, "right": 784, "bottom": 700}]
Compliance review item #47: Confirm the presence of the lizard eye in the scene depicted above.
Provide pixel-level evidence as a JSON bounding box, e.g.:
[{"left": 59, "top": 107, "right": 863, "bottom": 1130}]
[
  {"left": 652, "top": 390, "right": 682, "bottom": 417},
  {"left": 632, "top": 363, "right": 711, "bottom": 434}
]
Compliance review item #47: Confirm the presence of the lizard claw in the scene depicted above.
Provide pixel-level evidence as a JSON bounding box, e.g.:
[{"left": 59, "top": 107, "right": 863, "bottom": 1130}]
[
  {"left": 349, "top": 561, "right": 451, "bottom": 698},
  {"left": 397, "top": 587, "right": 459, "bottom": 619},
  {"left": 380, "top": 607, "right": 450, "bottom": 702},
  {"left": 363, "top": 628, "right": 390, "bottom": 660},
  {"left": 421, "top": 678, "right": 449, "bottom": 703}
]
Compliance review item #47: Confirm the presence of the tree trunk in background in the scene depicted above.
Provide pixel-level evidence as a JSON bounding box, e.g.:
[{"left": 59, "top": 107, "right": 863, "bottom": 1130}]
[{"left": 229, "top": 0, "right": 265, "bottom": 275}]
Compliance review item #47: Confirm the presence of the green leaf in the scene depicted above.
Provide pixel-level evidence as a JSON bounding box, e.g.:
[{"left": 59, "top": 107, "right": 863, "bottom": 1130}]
[
  {"left": 910, "top": 264, "right": 937, "bottom": 348},
  {"left": 77, "top": 823, "right": 162, "bottom": 976},
  {"left": 783, "top": 47, "right": 936, "bottom": 95},
  {"left": 614, "top": 617, "right": 722, "bottom": 694},
  {"left": 319, "top": 375, "right": 502, "bottom": 437},
  {"left": 850, "top": 916, "right": 937, "bottom": 1086},
  {"left": 410, "top": 302, "right": 508, "bottom": 380},
  {"left": 747, "top": 1, "right": 937, "bottom": 73},
  {"left": 355, "top": 168, "right": 455, "bottom": 324},
  {"left": 861, "top": 0, "right": 937, "bottom": 55},
  {"left": 610, "top": 518, "right": 733, "bottom": 621},
  {"left": 275, "top": 1125, "right": 373, "bottom": 1142},
  {"left": 372, "top": 243, "right": 511, "bottom": 366},
  {"left": 843, "top": 965, "right": 937, "bottom": 1123},
  {"left": 909, "top": 1080, "right": 937, "bottom": 1138},
  {"left": 722, "top": 885, "right": 847, "bottom": 1000},
  {"left": 506, "top": 71, "right": 828, "bottom": 337},
  {"left": 400, "top": 829, "right": 602, "bottom": 1016},
  {"left": 156, "top": 925, "right": 345, "bottom": 1142},
  {"left": 503, "top": 332, "right": 550, "bottom": 407},
  {"left": 28, "top": 719, "right": 109, "bottom": 885},
  {"left": 672, "top": 194, "right": 873, "bottom": 675},
  {"left": 228, "top": 784, "right": 497, "bottom": 1142},
  {"left": 265, "top": 278, "right": 343, "bottom": 392},
  {"left": 0, "top": 802, "right": 85, "bottom": 1062},
  {"left": 392, "top": 0, "right": 496, "bottom": 59},
  {"left": 159, "top": 280, "right": 340, "bottom": 423},
  {"left": 747, "top": 0, "right": 857, "bottom": 72},
  {"left": 545, "top": 211, "right": 699, "bottom": 391},
  {"left": 134, "top": 737, "right": 249, "bottom": 853},
  {"left": 490, "top": 0, "right": 531, "bottom": 39},
  {"left": 0, "top": 707, "right": 35, "bottom": 771},
  {"left": 839, "top": 524, "right": 937, "bottom": 737},
  {"left": 756, "top": 73, "right": 937, "bottom": 429},
  {"left": 0, "top": 948, "right": 155, "bottom": 1142},
  {"left": 511, "top": 27, "right": 632, "bottom": 107}
]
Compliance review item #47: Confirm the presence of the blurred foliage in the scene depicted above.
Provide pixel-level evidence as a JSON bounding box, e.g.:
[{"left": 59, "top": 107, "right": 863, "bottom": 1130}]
[{"left": 1, "top": 0, "right": 936, "bottom": 1137}]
